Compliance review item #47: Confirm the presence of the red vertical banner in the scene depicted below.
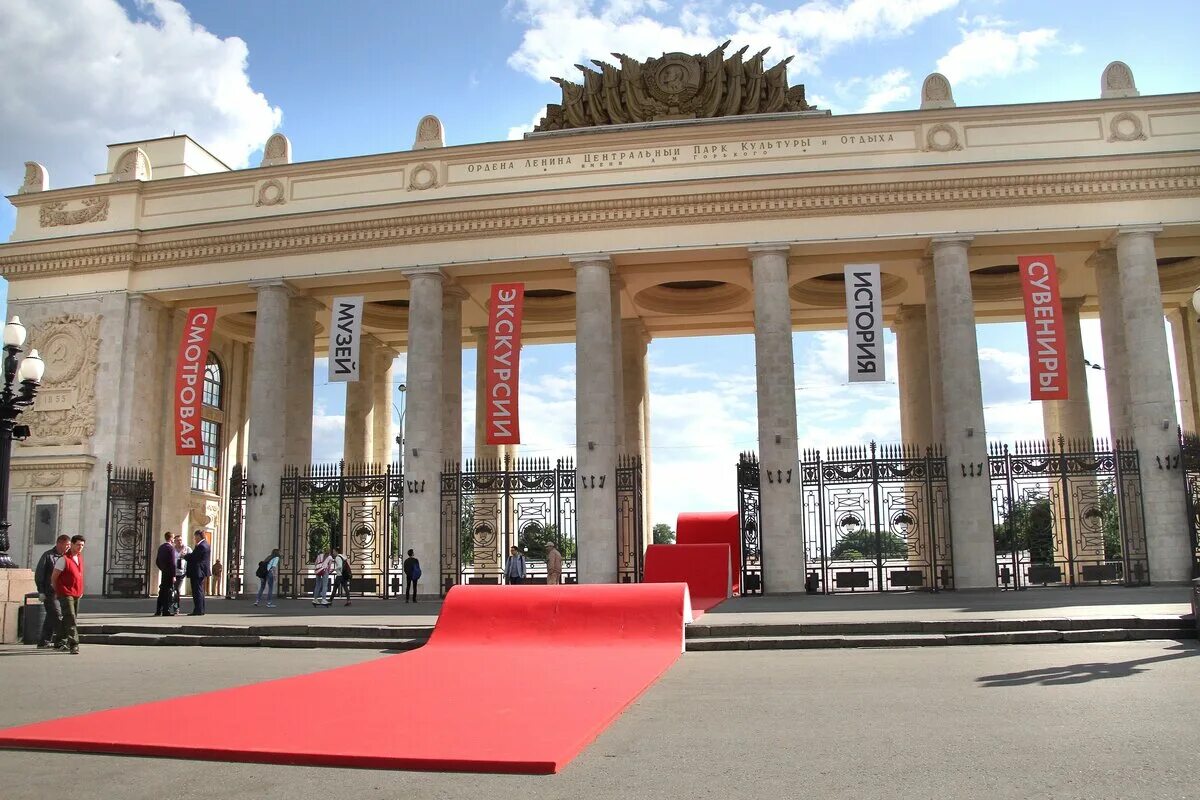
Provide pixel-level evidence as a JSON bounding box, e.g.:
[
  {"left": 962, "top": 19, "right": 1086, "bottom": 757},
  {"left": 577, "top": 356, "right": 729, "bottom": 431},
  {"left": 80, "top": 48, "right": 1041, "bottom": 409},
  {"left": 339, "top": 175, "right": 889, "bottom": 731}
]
[
  {"left": 1018, "top": 255, "right": 1068, "bottom": 401},
  {"left": 174, "top": 307, "right": 218, "bottom": 455},
  {"left": 485, "top": 283, "right": 525, "bottom": 445}
]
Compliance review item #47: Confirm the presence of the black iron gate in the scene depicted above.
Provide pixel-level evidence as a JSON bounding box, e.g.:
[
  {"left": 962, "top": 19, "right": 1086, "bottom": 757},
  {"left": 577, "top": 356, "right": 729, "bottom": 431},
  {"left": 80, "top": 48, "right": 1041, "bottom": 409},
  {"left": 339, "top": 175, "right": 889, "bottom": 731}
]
[
  {"left": 225, "top": 464, "right": 248, "bottom": 597},
  {"left": 989, "top": 438, "right": 1149, "bottom": 588},
  {"left": 615, "top": 455, "right": 644, "bottom": 583},
  {"left": 102, "top": 463, "right": 155, "bottom": 597},
  {"left": 279, "top": 462, "right": 402, "bottom": 598},
  {"left": 801, "top": 443, "right": 953, "bottom": 593},
  {"left": 736, "top": 452, "right": 762, "bottom": 595},
  {"left": 1177, "top": 433, "right": 1200, "bottom": 578}
]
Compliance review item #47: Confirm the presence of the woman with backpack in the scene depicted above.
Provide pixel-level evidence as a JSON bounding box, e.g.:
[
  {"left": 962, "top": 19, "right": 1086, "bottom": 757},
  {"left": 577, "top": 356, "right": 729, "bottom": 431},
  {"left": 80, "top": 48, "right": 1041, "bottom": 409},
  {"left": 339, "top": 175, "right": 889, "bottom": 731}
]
[
  {"left": 254, "top": 548, "right": 280, "bottom": 608},
  {"left": 330, "top": 546, "right": 353, "bottom": 607},
  {"left": 313, "top": 547, "right": 335, "bottom": 607}
]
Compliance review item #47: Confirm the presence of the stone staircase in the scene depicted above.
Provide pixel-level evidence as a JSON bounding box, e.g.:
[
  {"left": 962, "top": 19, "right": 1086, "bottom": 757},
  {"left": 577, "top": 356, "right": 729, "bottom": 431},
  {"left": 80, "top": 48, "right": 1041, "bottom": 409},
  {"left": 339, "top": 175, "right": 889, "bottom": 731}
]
[{"left": 77, "top": 614, "right": 1196, "bottom": 651}]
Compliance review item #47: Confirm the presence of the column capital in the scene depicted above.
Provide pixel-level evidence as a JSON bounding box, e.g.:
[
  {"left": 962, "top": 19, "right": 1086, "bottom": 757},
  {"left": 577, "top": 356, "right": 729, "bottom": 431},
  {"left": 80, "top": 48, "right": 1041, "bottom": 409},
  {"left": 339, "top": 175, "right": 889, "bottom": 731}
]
[
  {"left": 621, "top": 317, "right": 650, "bottom": 344},
  {"left": 442, "top": 283, "right": 470, "bottom": 302},
  {"left": 747, "top": 243, "right": 791, "bottom": 257},
  {"left": 1086, "top": 247, "right": 1117, "bottom": 269},
  {"left": 570, "top": 253, "right": 613, "bottom": 270},
  {"left": 126, "top": 292, "right": 168, "bottom": 311},
  {"left": 469, "top": 325, "right": 489, "bottom": 338},
  {"left": 1109, "top": 225, "right": 1163, "bottom": 246},
  {"left": 402, "top": 266, "right": 445, "bottom": 282},
  {"left": 247, "top": 278, "right": 299, "bottom": 296},
  {"left": 893, "top": 303, "right": 927, "bottom": 327},
  {"left": 927, "top": 233, "right": 975, "bottom": 252},
  {"left": 1060, "top": 295, "right": 1086, "bottom": 314}
]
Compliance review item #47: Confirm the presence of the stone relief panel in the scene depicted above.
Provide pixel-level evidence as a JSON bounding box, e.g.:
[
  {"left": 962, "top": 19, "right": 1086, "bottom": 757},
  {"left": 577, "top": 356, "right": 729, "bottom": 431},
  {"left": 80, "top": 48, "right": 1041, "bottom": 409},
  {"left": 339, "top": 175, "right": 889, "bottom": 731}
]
[
  {"left": 921, "top": 73, "right": 955, "bottom": 109},
  {"left": 924, "top": 123, "right": 963, "bottom": 152},
  {"left": 409, "top": 162, "right": 440, "bottom": 190},
  {"left": 10, "top": 463, "right": 90, "bottom": 490},
  {"left": 413, "top": 115, "right": 445, "bottom": 150},
  {"left": 21, "top": 314, "right": 101, "bottom": 446},
  {"left": 256, "top": 178, "right": 287, "bottom": 206},
  {"left": 20, "top": 161, "right": 48, "bottom": 194},
  {"left": 1101, "top": 61, "right": 1138, "bottom": 99},
  {"left": 1108, "top": 112, "right": 1147, "bottom": 142},
  {"left": 110, "top": 147, "right": 152, "bottom": 182},
  {"left": 260, "top": 133, "right": 292, "bottom": 167},
  {"left": 39, "top": 197, "right": 109, "bottom": 227}
]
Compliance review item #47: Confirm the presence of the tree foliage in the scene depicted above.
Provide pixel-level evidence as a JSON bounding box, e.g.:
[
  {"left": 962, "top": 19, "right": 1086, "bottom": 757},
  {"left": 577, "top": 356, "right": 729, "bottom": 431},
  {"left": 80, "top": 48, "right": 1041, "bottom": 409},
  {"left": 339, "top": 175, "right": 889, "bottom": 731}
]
[
  {"left": 831, "top": 527, "right": 909, "bottom": 560},
  {"left": 993, "top": 497, "right": 1055, "bottom": 564},
  {"left": 305, "top": 494, "right": 340, "bottom": 561},
  {"left": 517, "top": 523, "right": 576, "bottom": 561},
  {"left": 653, "top": 523, "right": 675, "bottom": 544}
]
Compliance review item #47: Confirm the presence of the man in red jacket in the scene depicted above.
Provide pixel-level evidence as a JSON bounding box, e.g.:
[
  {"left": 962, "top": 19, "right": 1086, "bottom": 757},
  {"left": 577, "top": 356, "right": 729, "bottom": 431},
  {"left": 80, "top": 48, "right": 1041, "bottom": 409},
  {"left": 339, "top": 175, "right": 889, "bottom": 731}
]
[{"left": 50, "top": 534, "right": 86, "bottom": 655}]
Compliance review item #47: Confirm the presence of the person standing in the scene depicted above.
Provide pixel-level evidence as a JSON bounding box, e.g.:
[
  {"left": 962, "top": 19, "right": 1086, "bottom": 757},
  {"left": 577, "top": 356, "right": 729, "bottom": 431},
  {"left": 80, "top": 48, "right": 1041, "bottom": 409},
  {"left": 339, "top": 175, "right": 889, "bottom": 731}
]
[
  {"left": 505, "top": 545, "right": 526, "bottom": 585},
  {"left": 50, "top": 535, "right": 86, "bottom": 655},
  {"left": 154, "top": 532, "right": 176, "bottom": 616},
  {"left": 330, "top": 547, "right": 352, "bottom": 607},
  {"left": 255, "top": 548, "right": 280, "bottom": 608},
  {"left": 312, "top": 547, "right": 334, "bottom": 607},
  {"left": 172, "top": 533, "right": 190, "bottom": 612},
  {"left": 183, "top": 530, "right": 211, "bottom": 616},
  {"left": 402, "top": 549, "right": 420, "bottom": 603},
  {"left": 33, "top": 534, "right": 70, "bottom": 648},
  {"left": 546, "top": 542, "right": 563, "bottom": 586}
]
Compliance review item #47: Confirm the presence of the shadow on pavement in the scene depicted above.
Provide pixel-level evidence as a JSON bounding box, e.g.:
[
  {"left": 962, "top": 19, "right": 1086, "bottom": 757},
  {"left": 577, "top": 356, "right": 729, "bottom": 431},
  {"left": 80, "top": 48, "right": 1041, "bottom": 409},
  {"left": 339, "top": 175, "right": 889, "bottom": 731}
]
[{"left": 975, "top": 641, "right": 1200, "bottom": 687}]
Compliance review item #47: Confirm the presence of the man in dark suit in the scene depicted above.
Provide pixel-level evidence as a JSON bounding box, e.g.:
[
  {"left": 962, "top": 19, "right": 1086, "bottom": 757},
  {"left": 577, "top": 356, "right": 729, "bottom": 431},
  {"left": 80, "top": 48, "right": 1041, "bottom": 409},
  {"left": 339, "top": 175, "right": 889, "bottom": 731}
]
[
  {"left": 34, "top": 534, "right": 70, "bottom": 647},
  {"left": 183, "top": 529, "right": 212, "bottom": 616},
  {"left": 154, "top": 531, "right": 177, "bottom": 616}
]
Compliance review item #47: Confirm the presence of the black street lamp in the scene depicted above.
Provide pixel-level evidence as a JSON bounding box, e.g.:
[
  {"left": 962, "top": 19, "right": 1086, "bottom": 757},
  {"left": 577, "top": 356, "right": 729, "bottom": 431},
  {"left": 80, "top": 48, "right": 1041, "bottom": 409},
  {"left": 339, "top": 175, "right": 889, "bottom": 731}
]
[{"left": 0, "top": 316, "right": 45, "bottom": 569}]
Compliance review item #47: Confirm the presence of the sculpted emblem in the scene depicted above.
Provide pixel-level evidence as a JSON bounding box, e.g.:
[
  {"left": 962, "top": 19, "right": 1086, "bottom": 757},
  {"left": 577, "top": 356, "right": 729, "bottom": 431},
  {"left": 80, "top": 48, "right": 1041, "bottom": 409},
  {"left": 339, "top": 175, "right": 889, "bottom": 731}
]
[{"left": 647, "top": 55, "right": 701, "bottom": 107}]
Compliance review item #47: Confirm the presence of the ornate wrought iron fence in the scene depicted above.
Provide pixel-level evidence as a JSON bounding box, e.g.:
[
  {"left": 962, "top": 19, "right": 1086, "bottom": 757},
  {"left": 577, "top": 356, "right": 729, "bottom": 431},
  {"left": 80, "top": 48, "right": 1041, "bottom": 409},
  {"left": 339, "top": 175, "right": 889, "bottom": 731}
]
[
  {"left": 989, "top": 438, "right": 1148, "bottom": 588},
  {"left": 1178, "top": 433, "right": 1200, "bottom": 578},
  {"left": 278, "top": 461, "right": 402, "bottom": 598},
  {"left": 801, "top": 443, "right": 953, "bottom": 593},
  {"left": 102, "top": 463, "right": 155, "bottom": 597},
  {"left": 224, "top": 464, "right": 247, "bottom": 597},
  {"left": 441, "top": 456, "right": 579, "bottom": 592},
  {"left": 615, "top": 455, "right": 644, "bottom": 583},
  {"left": 736, "top": 452, "right": 762, "bottom": 595}
]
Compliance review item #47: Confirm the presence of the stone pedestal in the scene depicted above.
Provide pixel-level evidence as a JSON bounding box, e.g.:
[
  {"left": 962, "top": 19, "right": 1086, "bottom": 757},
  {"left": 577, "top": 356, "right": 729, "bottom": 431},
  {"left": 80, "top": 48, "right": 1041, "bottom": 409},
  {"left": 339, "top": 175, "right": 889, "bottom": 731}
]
[
  {"left": 0, "top": 569, "right": 37, "bottom": 643},
  {"left": 572, "top": 255, "right": 618, "bottom": 583},
  {"left": 928, "top": 235, "right": 994, "bottom": 589},
  {"left": 749, "top": 245, "right": 805, "bottom": 593},
  {"left": 403, "top": 269, "right": 445, "bottom": 594}
]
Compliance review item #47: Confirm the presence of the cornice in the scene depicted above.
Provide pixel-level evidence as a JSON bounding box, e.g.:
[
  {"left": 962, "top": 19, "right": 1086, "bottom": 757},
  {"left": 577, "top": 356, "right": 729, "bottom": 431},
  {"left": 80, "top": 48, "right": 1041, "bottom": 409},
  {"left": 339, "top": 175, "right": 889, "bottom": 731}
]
[{"left": 2, "top": 164, "right": 1197, "bottom": 281}]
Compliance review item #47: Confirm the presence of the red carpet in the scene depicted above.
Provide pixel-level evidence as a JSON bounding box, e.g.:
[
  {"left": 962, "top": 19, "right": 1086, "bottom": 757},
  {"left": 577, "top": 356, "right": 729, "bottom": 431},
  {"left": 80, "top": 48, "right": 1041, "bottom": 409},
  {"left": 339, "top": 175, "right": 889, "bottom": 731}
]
[
  {"left": 677, "top": 511, "right": 741, "bottom": 594},
  {"left": 0, "top": 584, "right": 690, "bottom": 774},
  {"left": 643, "top": 543, "right": 732, "bottom": 612}
]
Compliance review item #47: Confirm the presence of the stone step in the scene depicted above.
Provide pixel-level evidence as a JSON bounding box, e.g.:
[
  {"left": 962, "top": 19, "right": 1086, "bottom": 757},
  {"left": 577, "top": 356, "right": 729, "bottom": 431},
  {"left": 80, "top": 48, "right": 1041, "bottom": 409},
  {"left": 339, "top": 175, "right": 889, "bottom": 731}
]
[
  {"left": 685, "top": 627, "right": 1197, "bottom": 651},
  {"left": 79, "top": 632, "right": 425, "bottom": 651},
  {"left": 684, "top": 615, "right": 1194, "bottom": 639},
  {"left": 79, "top": 623, "right": 433, "bottom": 640}
]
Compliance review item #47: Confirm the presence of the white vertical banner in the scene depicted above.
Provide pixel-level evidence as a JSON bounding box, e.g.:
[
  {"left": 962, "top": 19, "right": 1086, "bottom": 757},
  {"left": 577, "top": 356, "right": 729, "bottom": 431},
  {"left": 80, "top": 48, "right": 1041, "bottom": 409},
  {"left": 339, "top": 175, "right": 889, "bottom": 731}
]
[
  {"left": 327, "top": 296, "right": 365, "bottom": 382},
  {"left": 844, "top": 263, "right": 885, "bottom": 383}
]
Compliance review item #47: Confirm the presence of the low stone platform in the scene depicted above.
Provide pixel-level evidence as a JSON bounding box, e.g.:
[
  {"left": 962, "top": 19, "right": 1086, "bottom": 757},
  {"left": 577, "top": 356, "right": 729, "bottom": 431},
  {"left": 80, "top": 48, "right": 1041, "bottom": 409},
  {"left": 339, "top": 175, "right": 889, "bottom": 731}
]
[{"left": 62, "top": 585, "right": 1197, "bottom": 651}]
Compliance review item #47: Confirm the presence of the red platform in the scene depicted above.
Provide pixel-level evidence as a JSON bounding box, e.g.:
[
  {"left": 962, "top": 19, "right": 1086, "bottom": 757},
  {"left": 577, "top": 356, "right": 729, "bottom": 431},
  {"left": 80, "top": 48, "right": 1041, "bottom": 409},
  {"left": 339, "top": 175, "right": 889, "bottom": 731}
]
[
  {"left": 677, "top": 511, "right": 741, "bottom": 594},
  {"left": 0, "top": 584, "right": 691, "bottom": 774},
  {"left": 643, "top": 543, "right": 732, "bottom": 613}
]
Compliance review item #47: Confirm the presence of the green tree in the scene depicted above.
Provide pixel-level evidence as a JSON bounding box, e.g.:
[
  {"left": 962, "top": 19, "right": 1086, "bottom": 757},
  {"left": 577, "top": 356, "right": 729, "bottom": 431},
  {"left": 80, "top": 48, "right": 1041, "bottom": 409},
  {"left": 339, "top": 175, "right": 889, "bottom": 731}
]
[
  {"left": 459, "top": 497, "right": 475, "bottom": 564},
  {"left": 305, "top": 493, "right": 340, "bottom": 560},
  {"left": 993, "top": 497, "right": 1055, "bottom": 564},
  {"left": 1097, "top": 480, "right": 1123, "bottom": 560},
  {"left": 831, "top": 527, "right": 909, "bottom": 560},
  {"left": 517, "top": 523, "right": 576, "bottom": 561},
  {"left": 653, "top": 523, "right": 676, "bottom": 544}
]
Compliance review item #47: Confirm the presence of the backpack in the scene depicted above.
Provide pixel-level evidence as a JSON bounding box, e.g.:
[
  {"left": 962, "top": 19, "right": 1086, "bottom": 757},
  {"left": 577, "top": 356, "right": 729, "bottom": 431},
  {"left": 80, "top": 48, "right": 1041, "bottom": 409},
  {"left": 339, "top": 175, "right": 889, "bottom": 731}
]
[
  {"left": 412, "top": 561, "right": 422, "bottom": 580},
  {"left": 255, "top": 560, "right": 268, "bottom": 580},
  {"left": 340, "top": 556, "right": 351, "bottom": 581}
]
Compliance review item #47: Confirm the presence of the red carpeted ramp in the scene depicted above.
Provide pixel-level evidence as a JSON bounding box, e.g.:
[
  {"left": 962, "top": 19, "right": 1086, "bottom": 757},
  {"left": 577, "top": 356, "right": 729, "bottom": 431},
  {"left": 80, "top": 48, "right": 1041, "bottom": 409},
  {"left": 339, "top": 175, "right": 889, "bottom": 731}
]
[
  {"left": 677, "top": 511, "right": 741, "bottom": 594},
  {"left": 643, "top": 543, "right": 731, "bottom": 613},
  {"left": 0, "top": 584, "right": 691, "bottom": 774}
]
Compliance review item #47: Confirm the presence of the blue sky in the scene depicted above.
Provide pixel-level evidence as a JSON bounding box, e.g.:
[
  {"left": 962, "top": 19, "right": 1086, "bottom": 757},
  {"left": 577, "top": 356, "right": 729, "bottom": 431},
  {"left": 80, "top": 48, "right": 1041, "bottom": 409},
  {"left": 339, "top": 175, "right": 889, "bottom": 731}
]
[{"left": 2, "top": 0, "right": 1198, "bottom": 527}]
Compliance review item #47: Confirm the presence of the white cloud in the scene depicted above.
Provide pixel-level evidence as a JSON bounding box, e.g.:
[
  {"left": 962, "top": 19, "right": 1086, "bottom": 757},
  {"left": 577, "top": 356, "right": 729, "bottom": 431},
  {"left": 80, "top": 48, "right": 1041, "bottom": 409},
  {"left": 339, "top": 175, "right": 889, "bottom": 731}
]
[
  {"left": 508, "top": 106, "right": 548, "bottom": 140},
  {"left": 936, "top": 25, "right": 1060, "bottom": 85},
  {"left": 855, "top": 68, "right": 912, "bottom": 113},
  {"left": 0, "top": 0, "right": 281, "bottom": 193},
  {"left": 507, "top": 0, "right": 958, "bottom": 82}
]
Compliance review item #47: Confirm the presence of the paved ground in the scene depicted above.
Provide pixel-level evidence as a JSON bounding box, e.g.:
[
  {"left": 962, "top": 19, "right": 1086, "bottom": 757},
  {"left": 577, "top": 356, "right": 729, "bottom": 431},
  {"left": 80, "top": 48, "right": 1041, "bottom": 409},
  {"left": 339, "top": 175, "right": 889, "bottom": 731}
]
[
  {"left": 0, "top": 639, "right": 1196, "bottom": 799},
  {"left": 76, "top": 585, "right": 1194, "bottom": 630}
]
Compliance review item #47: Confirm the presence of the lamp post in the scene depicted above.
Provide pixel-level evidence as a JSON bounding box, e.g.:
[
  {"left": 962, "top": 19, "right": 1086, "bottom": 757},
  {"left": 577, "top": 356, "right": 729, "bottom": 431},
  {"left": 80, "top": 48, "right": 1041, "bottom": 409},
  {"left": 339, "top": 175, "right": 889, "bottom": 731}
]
[
  {"left": 0, "top": 316, "right": 45, "bottom": 568},
  {"left": 393, "top": 381, "right": 407, "bottom": 469}
]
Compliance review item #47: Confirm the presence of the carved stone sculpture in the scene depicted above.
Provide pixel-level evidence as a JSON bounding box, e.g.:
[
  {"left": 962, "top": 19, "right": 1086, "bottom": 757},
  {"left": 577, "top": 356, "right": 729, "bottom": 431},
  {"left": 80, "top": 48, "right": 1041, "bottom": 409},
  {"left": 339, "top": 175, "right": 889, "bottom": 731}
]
[
  {"left": 413, "top": 115, "right": 445, "bottom": 150},
  {"left": 260, "top": 133, "right": 292, "bottom": 167},
  {"left": 921, "top": 73, "right": 955, "bottom": 110},
  {"left": 534, "top": 42, "right": 815, "bottom": 131},
  {"left": 20, "top": 162, "right": 48, "bottom": 194},
  {"left": 21, "top": 314, "right": 100, "bottom": 446},
  {"left": 1101, "top": 61, "right": 1138, "bottom": 99},
  {"left": 110, "top": 147, "right": 151, "bottom": 182}
]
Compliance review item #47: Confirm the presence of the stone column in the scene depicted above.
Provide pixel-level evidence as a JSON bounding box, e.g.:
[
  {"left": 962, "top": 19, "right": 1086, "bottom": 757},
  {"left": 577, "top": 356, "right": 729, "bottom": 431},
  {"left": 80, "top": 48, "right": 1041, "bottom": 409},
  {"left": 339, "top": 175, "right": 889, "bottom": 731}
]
[
  {"left": 1041, "top": 297, "right": 1094, "bottom": 445},
  {"left": 920, "top": 262, "right": 946, "bottom": 445},
  {"left": 470, "top": 326, "right": 503, "bottom": 578},
  {"left": 403, "top": 268, "right": 445, "bottom": 594},
  {"left": 1114, "top": 227, "right": 1191, "bottom": 583},
  {"left": 611, "top": 276, "right": 626, "bottom": 454},
  {"left": 285, "top": 298, "right": 316, "bottom": 468},
  {"left": 1093, "top": 250, "right": 1133, "bottom": 443},
  {"left": 371, "top": 343, "right": 396, "bottom": 466},
  {"left": 572, "top": 255, "right": 619, "bottom": 583},
  {"left": 1167, "top": 306, "right": 1200, "bottom": 434},
  {"left": 928, "top": 235, "right": 993, "bottom": 589},
  {"left": 893, "top": 305, "right": 934, "bottom": 448},
  {"left": 157, "top": 309, "right": 192, "bottom": 540},
  {"left": 622, "top": 319, "right": 651, "bottom": 548},
  {"left": 441, "top": 287, "right": 466, "bottom": 469},
  {"left": 245, "top": 281, "right": 294, "bottom": 584},
  {"left": 343, "top": 337, "right": 374, "bottom": 465},
  {"left": 749, "top": 245, "right": 805, "bottom": 593}
]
